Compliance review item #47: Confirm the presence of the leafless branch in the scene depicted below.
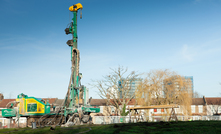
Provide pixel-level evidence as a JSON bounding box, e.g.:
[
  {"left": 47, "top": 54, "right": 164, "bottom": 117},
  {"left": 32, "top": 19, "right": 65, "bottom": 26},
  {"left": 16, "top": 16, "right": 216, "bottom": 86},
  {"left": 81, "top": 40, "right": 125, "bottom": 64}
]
[{"left": 91, "top": 66, "right": 140, "bottom": 115}]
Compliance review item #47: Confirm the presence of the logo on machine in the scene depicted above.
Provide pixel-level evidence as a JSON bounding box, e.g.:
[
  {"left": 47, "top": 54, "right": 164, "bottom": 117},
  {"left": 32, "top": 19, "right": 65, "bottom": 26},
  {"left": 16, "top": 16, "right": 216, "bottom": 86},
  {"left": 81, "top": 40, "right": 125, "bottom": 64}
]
[
  {"left": 4, "top": 110, "right": 9, "bottom": 113},
  {"left": 3, "top": 109, "right": 16, "bottom": 115}
]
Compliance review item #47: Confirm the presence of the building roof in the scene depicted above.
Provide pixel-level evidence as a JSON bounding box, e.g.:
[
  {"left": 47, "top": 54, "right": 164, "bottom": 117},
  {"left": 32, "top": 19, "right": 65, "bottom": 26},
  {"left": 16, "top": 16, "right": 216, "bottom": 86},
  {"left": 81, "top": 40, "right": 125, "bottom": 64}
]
[
  {"left": 127, "top": 99, "right": 136, "bottom": 105},
  {"left": 192, "top": 98, "right": 206, "bottom": 105},
  {"left": 0, "top": 99, "right": 16, "bottom": 108},
  {"left": 89, "top": 98, "right": 213, "bottom": 106},
  {"left": 90, "top": 99, "right": 107, "bottom": 106},
  {"left": 90, "top": 99, "right": 137, "bottom": 106},
  {"left": 42, "top": 98, "right": 57, "bottom": 105},
  {"left": 205, "top": 98, "right": 221, "bottom": 105},
  {"left": 109, "top": 99, "right": 137, "bottom": 105},
  {"left": 53, "top": 99, "right": 64, "bottom": 106},
  {"left": 2, "top": 97, "right": 220, "bottom": 108}
]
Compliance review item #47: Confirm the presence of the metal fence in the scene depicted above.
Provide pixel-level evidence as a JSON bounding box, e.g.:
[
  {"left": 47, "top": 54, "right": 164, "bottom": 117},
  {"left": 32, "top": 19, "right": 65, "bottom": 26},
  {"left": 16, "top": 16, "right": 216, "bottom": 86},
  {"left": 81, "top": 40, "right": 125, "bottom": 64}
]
[
  {"left": 1, "top": 116, "right": 221, "bottom": 128},
  {"left": 0, "top": 117, "right": 27, "bottom": 128},
  {"left": 92, "top": 115, "right": 221, "bottom": 124}
]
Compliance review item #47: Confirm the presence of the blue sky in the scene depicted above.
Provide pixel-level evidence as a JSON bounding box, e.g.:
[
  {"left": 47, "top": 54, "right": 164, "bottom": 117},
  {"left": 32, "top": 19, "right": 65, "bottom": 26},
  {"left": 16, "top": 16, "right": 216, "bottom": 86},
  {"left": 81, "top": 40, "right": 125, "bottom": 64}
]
[{"left": 0, "top": 0, "right": 221, "bottom": 99}]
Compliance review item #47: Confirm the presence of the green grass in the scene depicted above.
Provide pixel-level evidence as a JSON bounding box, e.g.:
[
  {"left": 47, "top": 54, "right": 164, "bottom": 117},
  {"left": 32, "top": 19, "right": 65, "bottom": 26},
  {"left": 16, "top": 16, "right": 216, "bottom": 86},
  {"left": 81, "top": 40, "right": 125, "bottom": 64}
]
[{"left": 1, "top": 121, "right": 221, "bottom": 134}]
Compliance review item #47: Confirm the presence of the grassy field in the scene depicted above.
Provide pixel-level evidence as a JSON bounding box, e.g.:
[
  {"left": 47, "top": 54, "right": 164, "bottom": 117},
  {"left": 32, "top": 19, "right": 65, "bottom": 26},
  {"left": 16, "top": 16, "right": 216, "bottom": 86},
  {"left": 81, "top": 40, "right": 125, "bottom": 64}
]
[{"left": 1, "top": 121, "right": 221, "bottom": 134}]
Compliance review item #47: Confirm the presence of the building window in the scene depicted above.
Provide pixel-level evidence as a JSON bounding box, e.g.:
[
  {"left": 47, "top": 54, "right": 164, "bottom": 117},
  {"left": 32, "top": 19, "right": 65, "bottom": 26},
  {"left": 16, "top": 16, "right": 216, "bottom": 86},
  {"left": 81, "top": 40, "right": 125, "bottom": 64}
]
[
  {"left": 218, "top": 107, "right": 221, "bottom": 113},
  {"left": 154, "top": 109, "right": 157, "bottom": 112},
  {"left": 191, "top": 105, "right": 195, "bottom": 113},
  {"left": 100, "top": 106, "right": 103, "bottom": 113},
  {"left": 111, "top": 106, "right": 115, "bottom": 113},
  {"left": 198, "top": 105, "right": 203, "bottom": 113},
  {"left": 27, "top": 103, "right": 37, "bottom": 112}
]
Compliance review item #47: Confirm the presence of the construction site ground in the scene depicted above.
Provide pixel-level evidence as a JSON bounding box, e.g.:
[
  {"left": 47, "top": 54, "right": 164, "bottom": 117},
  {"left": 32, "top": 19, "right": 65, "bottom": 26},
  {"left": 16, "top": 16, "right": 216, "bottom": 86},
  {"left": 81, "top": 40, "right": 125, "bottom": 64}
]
[{"left": 0, "top": 121, "right": 221, "bottom": 134}]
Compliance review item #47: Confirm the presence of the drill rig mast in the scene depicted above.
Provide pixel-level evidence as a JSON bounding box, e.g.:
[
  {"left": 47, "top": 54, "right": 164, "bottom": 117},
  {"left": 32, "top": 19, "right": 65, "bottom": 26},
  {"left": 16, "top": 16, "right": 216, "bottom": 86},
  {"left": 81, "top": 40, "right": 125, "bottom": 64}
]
[
  {"left": 63, "top": 3, "right": 84, "bottom": 111},
  {"left": 62, "top": 3, "right": 100, "bottom": 123}
]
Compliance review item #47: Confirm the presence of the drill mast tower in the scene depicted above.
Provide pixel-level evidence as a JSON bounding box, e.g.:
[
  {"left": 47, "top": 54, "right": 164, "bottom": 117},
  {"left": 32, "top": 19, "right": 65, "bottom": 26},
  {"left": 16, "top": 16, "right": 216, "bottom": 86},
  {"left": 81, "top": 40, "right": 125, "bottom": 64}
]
[{"left": 63, "top": 3, "right": 85, "bottom": 110}]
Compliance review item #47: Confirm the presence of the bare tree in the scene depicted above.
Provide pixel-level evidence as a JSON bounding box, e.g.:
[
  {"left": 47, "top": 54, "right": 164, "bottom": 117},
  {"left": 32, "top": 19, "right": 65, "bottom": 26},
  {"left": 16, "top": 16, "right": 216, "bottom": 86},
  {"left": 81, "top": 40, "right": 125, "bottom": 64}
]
[
  {"left": 207, "top": 98, "right": 221, "bottom": 115},
  {"left": 93, "top": 66, "right": 140, "bottom": 115},
  {"left": 136, "top": 69, "right": 192, "bottom": 116},
  {"left": 192, "top": 91, "right": 203, "bottom": 98}
]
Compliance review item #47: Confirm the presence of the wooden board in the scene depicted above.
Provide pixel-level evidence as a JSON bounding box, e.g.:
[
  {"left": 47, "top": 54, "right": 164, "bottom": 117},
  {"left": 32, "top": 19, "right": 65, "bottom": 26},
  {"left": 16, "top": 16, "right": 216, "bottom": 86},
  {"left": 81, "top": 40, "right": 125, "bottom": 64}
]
[{"left": 129, "top": 105, "right": 179, "bottom": 110}]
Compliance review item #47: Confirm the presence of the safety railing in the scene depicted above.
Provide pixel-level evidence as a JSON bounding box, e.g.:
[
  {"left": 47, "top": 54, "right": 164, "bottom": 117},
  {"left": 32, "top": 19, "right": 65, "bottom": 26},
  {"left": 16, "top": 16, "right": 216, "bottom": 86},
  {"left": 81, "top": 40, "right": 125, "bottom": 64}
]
[
  {"left": 0, "top": 117, "right": 26, "bottom": 128},
  {"left": 1, "top": 116, "right": 220, "bottom": 128},
  {"left": 92, "top": 115, "right": 221, "bottom": 124}
]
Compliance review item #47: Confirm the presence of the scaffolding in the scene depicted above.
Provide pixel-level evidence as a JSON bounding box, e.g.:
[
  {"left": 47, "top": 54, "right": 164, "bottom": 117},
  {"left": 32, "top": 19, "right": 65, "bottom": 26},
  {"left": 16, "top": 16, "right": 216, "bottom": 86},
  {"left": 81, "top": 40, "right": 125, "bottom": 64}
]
[{"left": 128, "top": 105, "right": 179, "bottom": 122}]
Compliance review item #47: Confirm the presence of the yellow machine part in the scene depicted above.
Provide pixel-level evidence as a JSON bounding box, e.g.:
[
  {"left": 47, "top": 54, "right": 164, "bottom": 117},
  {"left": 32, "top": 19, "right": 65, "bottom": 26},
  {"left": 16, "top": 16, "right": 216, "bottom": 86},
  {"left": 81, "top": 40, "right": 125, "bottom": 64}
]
[
  {"left": 69, "top": 3, "right": 83, "bottom": 12},
  {"left": 17, "top": 98, "right": 45, "bottom": 114},
  {"left": 16, "top": 98, "right": 25, "bottom": 115},
  {"left": 26, "top": 98, "right": 45, "bottom": 113}
]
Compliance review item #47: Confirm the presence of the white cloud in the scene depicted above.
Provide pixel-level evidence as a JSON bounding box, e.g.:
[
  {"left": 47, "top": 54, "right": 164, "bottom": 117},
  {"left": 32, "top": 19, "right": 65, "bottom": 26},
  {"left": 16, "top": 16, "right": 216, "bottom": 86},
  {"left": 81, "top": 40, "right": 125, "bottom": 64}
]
[
  {"left": 181, "top": 44, "right": 196, "bottom": 62},
  {"left": 179, "top": 40, "right": 221, "bottom": 63}
]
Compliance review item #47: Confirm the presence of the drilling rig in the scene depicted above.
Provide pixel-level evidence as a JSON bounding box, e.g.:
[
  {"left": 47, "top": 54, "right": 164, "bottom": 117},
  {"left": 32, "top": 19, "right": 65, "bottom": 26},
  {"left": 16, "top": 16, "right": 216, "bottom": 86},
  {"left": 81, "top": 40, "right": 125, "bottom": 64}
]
[
  {"left": 61, "top": 2, "right": 100, "bottom": 125},
  {"left": 2, "top": 3, "right": 100, "bottom": 127}
]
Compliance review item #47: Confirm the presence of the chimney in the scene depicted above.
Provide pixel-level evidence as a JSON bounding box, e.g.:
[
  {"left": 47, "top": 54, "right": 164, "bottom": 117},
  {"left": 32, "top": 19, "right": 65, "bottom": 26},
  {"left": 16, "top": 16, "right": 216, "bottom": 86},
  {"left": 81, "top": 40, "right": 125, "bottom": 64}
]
[
  {"left": 88, "top": 97, "right": 92, "bottom": 105},
  {"left": 203, "top": 96, "right": 207, "bottom": 105},
  {"left": 0, "top": 93, "right": 4, "bottom": 101}
]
